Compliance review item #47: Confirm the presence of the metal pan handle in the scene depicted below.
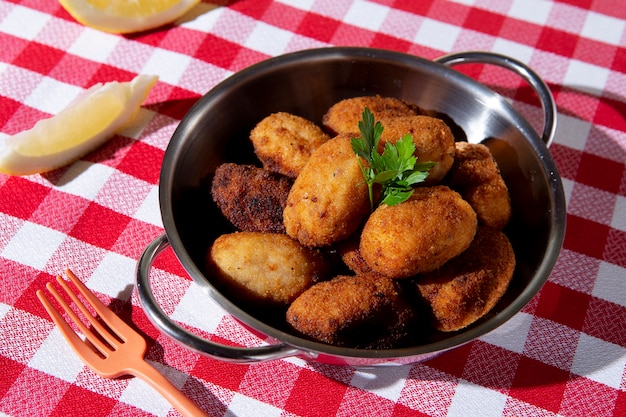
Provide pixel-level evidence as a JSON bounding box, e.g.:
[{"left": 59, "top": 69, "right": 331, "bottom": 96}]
[
  {"left": 434, "top": 51, "right": 557, "bottom": 147},
  {"left": 136, "top": 234, "right": 303, "bottom": 363}
]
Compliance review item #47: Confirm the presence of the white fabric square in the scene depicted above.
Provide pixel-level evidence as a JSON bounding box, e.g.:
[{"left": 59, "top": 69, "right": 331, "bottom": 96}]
[
  {"left": 343, "top": 0, "right": 389, "bottom": 31},
  {"left": 24, "top": 77, "right": 82, "bottom": 115},
  {"left": 132, "top": 185, "right": 163, "bottom": 227},
  {"left": 571, "top": 334, "right": 626, "bottom": 389},
  {"left": 171, "top": 282, "right": 225, "bottom": 333},
  {"left": 479, "top": 312, "right": 533, "bottom": 354},
  {"left": 180, "top": 3, "right": 224, "bottom": 32},
  {"left": 245, "top": 22, "right": 293, "bottom": 56},
  {"left": 68, "top": 27, "right": 119, "bottom": 63},
  {"left": 28, "top": 327, "right": 85, "bottom": 383},
  {"left": 142, "top": 48, "right": 191, "bottom": 86},
  {"left": 611, "top": 196, "right": 626, "bottom": 233},
  {"left": 55, "top": 160, "right": 114, "bottom": 200},
  {"left": 553, "top": 113, "right": 591, "bottom": 151},
  {"left": 492, "top": 39, "right": 535, "bottom": 64},
  {"left": 226, "top": 393, "right": 283, "bottom": 417},
  {"left": 1, "top": 222, "right": 66, "bottom": 270},
  {"left": 119, "top": 367, "right": 176, "bottom": 416},
  {"left": 581, "top": 11, "right": 625, "bottom": 45},
  {"left": 87, "top": 252, "right": 137, "bottom": 300},
  {"left": 276, "top": 0, "right": 315, "bottom": 10},
  {"left": 592, "top": 262, "right": 626, "bottom": 307},
  {"left": 415, "top": 19, "right": 461, "bottom": 52},
  {"left": 0, "top": 302, "right": 11, "bottom": 321},
  {"left": 564, "top": 60, "right": 609, "bottom": 93},
  {"left": 447, "top": 379, "right": 507, "bottom": 417},
  {"left": 0, "top": 5, "right": 50, "bottom": 40},
  {"left": 508, "top": 0, "right": 552, "bottom": 25},
  {"left": 350, "top": 366, "right": 410, "bottom": 402}
]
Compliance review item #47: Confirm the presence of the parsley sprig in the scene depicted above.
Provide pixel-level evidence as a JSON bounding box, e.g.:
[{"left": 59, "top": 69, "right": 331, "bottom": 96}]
[{"left": 351, "top": 107, "right": 435, "bottom": 211}]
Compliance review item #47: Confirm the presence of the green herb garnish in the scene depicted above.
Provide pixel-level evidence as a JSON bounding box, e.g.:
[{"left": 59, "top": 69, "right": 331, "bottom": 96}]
[{"left": 351, "top": 107, "right": 435, "bottom": 211}]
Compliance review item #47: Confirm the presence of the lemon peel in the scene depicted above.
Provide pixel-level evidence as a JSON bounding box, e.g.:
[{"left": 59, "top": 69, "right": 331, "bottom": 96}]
[
  {"left": 0, "top": 74, "right": 158, "bottom": 176},
  {"left": 59, "top": 0, "right": 201, "bottom": 34}
]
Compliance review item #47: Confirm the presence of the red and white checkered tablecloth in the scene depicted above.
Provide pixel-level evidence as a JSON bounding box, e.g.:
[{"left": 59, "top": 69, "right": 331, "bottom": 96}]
[{"left": 1, "top": 0, "right": 625, "bottom": 416}]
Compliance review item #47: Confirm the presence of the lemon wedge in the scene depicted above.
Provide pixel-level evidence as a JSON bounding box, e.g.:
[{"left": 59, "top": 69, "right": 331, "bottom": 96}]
[
  {"left": 0, "top": 74, "right": 158, "bottom": 176},
  {"left": 59, "top": 0, "right": 201, "bottom": 34}
]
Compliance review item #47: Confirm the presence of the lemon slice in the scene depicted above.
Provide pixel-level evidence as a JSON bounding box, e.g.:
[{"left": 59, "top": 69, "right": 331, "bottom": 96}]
[
  {"left": 59, "top": 0, "right": 201, "bottom": 34},
  {"left": 0, "top": 74, "right": 158, "bottom": 176}
]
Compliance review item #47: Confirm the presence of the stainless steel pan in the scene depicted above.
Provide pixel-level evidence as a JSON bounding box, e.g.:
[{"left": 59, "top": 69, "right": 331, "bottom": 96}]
[{"left": 136, "top": 48, "right": 566, "bottom": 366}]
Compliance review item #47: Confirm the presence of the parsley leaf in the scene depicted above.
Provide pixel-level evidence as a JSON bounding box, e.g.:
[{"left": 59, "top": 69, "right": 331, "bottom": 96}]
[{"left": 351, "top": 107, "right": 435, "bottom": 210}]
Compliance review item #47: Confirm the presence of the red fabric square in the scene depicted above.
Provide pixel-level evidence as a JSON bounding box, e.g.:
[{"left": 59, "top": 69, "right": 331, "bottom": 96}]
[
  {"left": 462, "top": 341, "right": 521, "bottom": 391},
  {"left": 536, "top": 27, "right": 578, "bottom": 56},
  {"left": 0, "top": 32, "right": 28, "bottom": 63},
  {"left": 573, "top": 37, "right": 618, "bottom": 69},
  {"left": 29, "top": 190, "right": 90, "bottom": 233},
  {"left": 560, "top": 376, "right": 621, "bottom": 417},
  {"left": 111, "top": 219, "right": 163, "bottom": 260},
  {"left": 576, "top": 152, "right": 624, "bottom": 194},
  {"left": 193, "top": 33, "right": 240, "bottom": 69},
  {"left": 0, "top": 356, "right": 25, "bottom": 398},
  {"left": 284, "top": 368, "right": 348, "bottom": 417},
  {"left": 339, "top": 388, "right": 395, "bottom": 417},
  {"left": 12, "top": 42, "right": 64, "bottom": 75},
  {"left": 604, "top": 228, "right": 626, "bottom": 268},
  {"left": 192, "top": 356, "right": 249, "bottom": 391},
  {"left": 69, "top": 203, "right": 132, "bottom": 249},
  {"left": 563, "top": 214, "right": 610, "bottom": 259},
  {"left": 499, "top": 18, "right": 542, "bottom": 46},
  {"left": 0, "top": 176, "right": 50, "bottom": 220},
  {"left": 48, "top": 54, "right": 100, "bottom": 86},
  {"left": 155, "top": 86, "right": 200, "bottom": 120},
  {"left": 159, "top": 27, "right": 207, "bottom": 56},
  {"left": 392, "top": 403, "right": 432, "bottom": 417},
  {"left": 463, "top": 8, "right": 506, "bottom": 36},
  {"left": 614, "top": 389, "right": 626, "bottom": 416},
  {"left": 115, "top": 141, "right": 164, "bottom": 184},
  {"left": 4, "top": 264, "right": 51, "bottom": 312},
  {"left": 509, "top": 357, "right": 569, "bottom": 413},
  {"left": 594, "top": 96, "right": 626, "bottom": 133},
  {"left": 128, "top": 29, "right": 169, "bottom": 48},
  {"left": 87, "top": 64, "right": 137, "bottom": 85},
  {"left": 1, "top": 104, "right": 52, "bottom": 135},
  {"left": 612, "top": 46, "right": 626, "bottom": 72},
  {"left": 422, "top": 341, "right": 473, "bottom": 378},
  {"left": 50, "top": 385, "right": 117, "bottom": 417},
  {"left": 550, "top": 143, "right": 581, "bottom": 181},
  {"left": 534, "top": 282, "right": 591, "bottom": 330},
  {"left": 264, "top": 2, "right": 306, "bottom": 32},
  {"left": 0, "top": 97, "right": 21, "bottom": 132},
  {"left": 230, "top": 0, "right": 273, "bottom": 19},
  {"left": 297, "top": 12, "right": 340, "bottom": 42},
  {"left": 583, "top": 297, "right": 626, "bottom": 347},
  {"left": 426, "top": 0, "right": 470, "bottom": 25},
  {"left": 391, "top": 0, "right": 433, "bottom": 16},
  {"left": 331, "top": 24, "right": 375, "bottom": 47},
  {"left": 371, "top": 33, "right": 412, "bottom": 53}
]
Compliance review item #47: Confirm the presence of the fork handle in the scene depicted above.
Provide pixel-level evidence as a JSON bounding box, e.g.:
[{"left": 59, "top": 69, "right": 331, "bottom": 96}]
[{"left": 129, "top": 359, "right": 210, "bottom": 417}]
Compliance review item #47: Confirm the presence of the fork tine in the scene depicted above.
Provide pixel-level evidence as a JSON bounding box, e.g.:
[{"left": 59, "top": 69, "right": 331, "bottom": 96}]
[
  {"left": 64, "top": 269, "right": 134, "bottom": 336},
  {"left": 53, "top": 275, "right": 122, "bottom": 350},
  {"left": 36, "top": 288, "right": 107, "bottom": 363}
]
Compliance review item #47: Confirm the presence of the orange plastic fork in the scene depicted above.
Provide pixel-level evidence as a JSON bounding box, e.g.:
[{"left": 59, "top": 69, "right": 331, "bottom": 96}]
[{"left": 36, "top": 269, "right": 209, "bottom": 417}]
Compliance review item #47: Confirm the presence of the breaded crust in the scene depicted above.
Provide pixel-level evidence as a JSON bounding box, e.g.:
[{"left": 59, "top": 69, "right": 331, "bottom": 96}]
[
  {"left": 207, "top": 232, "right": 331, "bottom": 306},
  {"left": 446, "top": 142, "right": 511, "bottom": 229},
  {"left": 336, "top": 234, "right": 373, "bottom": 275},
  {"left": 360, "top": 186, "right": 477, "bottom": 278},
  {"left": 286, "top": 273, "right": 417, "bottom": 348},
  {"left": 211, "top": 163, "right": 292, "bottom": 234},
  {"left": 322, "top": 96, "right": 419, "bottom": 136},
  {"left": 414, "top": 227, "right": 516, "bottom": 332},
  {"left": 283, "top": 135, "right": 370, "bottom": 247},
  {"left": 250, "top": 112, "right": 331, "bottom": 178},
  {"left": 378, "top": 115, "right": 456, "bottom": 183}
]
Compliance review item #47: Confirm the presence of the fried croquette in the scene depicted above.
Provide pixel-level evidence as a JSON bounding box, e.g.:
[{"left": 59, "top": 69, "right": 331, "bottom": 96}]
[
  {"left": 322, "top": 95, "right": 420, "bottom": 136},
  {"left": 211, "top": 163, "right": 292, "bottom": 234},
  {"left": 360, "top": 186, "right": 477, "bottom": 278},
  {"left": 446, "top": 142, "right": 511, "bottom": 229},
  {"left": 286, "top": 273, "right": 417, "bottom": 348},
  {"left": 378, "top": 115, "right": 455, "bottom": 183},
  {"left": 414, "top": 227, "right": 516, "bottom": 332},
  {"left": 283, "top": 134, "right": 370, "bottom": 247},
  {"left": 250, "top": 112, "right": 331, "bottom": 178},
  {"left": 336, "top": 234, "right": 373, "bottom": 275},
  {"left": 207, "top": 232, "right": 331, "bottom": 307}
]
